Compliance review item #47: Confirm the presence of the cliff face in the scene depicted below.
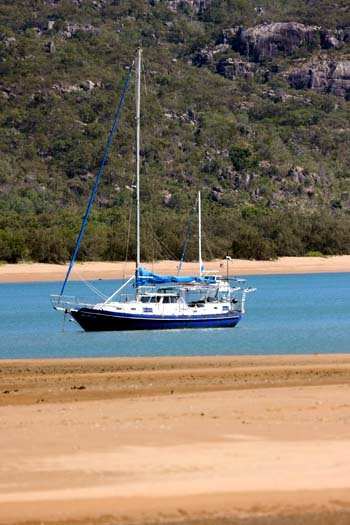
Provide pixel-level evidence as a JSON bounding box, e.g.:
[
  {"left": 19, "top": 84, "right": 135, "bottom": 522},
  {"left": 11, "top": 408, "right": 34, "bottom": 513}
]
[
  {"left": 289, "top": 61, "right": 350, "bottom": 98},
  {"left": 233, "top": 22, "right": 320, "bottom": 62}
]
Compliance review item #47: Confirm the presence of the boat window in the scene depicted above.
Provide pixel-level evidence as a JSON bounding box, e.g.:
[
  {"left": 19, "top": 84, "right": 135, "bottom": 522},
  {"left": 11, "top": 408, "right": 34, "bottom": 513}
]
[
  {"left": 162, "top": 296, "right": 178, "bottom": 304},
  {"left": 149, "top": 296, "right": 162, "bottom": 303},
  {"left": 141, "top": 296, "right": 151, "bottom": 303}
]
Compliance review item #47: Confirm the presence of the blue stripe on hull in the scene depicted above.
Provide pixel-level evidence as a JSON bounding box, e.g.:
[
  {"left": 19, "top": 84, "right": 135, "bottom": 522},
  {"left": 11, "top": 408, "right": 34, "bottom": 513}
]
[{"left": 71, "top": 308, "right": 242, "bottom": 332}]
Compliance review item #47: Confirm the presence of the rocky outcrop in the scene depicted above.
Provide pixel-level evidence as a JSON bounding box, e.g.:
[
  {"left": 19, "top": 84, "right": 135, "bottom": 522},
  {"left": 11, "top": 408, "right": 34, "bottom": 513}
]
[
  {"left": 192, "top": 44, "right": 230, "bottom": 67},
  {"left": 52, "top": 80, "right": 101, "bottom": 94},
  {"left": 45, "top": 41, "right": 55, "bottom": 53},
  {"left": 289, "top": 60, "right": 350, "bottom": 98},
  {"left": 210, "top": 185, "right": 224, "bottom": 202},
  {"left": 216, "top": 22, "right": 350, "bottom": 63},
  {"left": 196, "top": 21, "right": 350, "bottom": 99},
  {"left": 164, "top": 0, "right": 212, "bottom": 14},
  {"left": 232, "top": 22, "right": 320, "bottom": 62},
  {"left": 62, "top": 22, "right": 98, "bottom": 38},
  {"left": 216, "top": 57, "right": 256, "bottom": 80},
  {"left": 287, "top": 166, "right": 326, "bottom": 186},
  {"left": 320, "top": 28, "right": 350, "bottom": 49}
]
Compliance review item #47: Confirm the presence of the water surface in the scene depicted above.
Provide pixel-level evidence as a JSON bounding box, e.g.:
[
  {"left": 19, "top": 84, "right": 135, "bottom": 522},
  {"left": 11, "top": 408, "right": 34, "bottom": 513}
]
[{"left": 0, "top": 273, "right": 349, "bottom": 358}]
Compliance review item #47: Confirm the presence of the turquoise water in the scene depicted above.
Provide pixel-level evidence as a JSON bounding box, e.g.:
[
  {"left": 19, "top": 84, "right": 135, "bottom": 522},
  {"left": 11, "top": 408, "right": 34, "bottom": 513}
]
[{"left": 0, "top": 273, "right": 349, "bottom": 358}]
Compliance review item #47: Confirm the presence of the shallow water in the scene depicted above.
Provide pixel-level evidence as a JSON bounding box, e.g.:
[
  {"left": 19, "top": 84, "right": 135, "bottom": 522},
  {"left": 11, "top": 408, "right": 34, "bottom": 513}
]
[{"left": 0, "top": 273, "right": 349, "bottom": 358}]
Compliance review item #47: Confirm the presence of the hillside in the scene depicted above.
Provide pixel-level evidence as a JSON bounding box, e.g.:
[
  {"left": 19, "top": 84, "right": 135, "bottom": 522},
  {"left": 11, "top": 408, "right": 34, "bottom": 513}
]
[{"left": 1, "top": 0, "right": 350, "bottom": 262}]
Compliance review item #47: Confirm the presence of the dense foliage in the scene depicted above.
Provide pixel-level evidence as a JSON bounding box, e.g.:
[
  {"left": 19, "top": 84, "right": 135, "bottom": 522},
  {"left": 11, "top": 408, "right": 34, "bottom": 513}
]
[{"left": 0, "top": 0, "right": 350, "bottom": 262}]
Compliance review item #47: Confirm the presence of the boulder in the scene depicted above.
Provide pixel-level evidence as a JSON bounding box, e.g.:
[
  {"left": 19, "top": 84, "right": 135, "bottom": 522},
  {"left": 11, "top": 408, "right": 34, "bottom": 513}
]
[
  {"left": 45, "top": 41, "right": 56, "bottom": 53},
  {"left": 162, "top": 190, "right": 173, "bottom": 206},
  {"left": 320, "top": 31, "right": 342, "bottom": 50}
]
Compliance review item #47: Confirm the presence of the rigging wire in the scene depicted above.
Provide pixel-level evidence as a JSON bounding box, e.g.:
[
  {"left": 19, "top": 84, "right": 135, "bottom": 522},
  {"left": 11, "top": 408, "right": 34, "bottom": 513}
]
[
  {"left": 144, "top": 217, "right": 178, "bottom": 261},
  {"left": 202, "top": 228, "right": 215, "bottom": 261},
  {"left": 73, "top": 271, "right": 108, "bottom": 300},
  {"left": 123, "top": 173, "right": 136, "bottom": 279},
  {"left": 59, "top": 60, "right": 135, "bottom": 297},
  {"left": 177, "top": 193, "right": 199, "bottom": 275}
]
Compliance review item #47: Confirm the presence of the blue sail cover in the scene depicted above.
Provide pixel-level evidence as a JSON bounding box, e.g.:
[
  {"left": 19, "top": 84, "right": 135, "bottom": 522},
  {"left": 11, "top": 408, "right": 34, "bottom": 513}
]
[{"left": 136, "top": 267, "right": 215, "bottom": 287}]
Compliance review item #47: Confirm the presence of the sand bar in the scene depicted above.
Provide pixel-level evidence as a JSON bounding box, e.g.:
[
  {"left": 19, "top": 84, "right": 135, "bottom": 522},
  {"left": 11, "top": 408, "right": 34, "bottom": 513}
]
[
  {"left": 0, "top": 255, "right": 350, "bottom": 283},
  {"left": 1, "top": 354, "right": 350, "bottom": 524}
]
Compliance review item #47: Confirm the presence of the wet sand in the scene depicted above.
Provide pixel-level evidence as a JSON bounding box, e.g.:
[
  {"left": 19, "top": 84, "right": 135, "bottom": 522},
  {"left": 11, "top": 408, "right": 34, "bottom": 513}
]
[
  {"left": 1, "top": 255, "right": 350, "bottom": 283},
  {"left": 1, "top": 355, "right": 350, "bottom": 524}
]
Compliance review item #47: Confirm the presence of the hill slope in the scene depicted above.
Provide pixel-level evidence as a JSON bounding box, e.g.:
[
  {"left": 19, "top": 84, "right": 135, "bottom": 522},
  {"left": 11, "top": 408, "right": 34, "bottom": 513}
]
[{"left": 1, "top": 0, "right": 350, "bottom": 262}]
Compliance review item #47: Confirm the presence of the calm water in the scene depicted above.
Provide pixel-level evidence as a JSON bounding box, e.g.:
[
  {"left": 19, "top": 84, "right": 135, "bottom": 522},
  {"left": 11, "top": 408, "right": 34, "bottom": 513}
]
[{"left": 0, "top": 273, "right": 349, "bottom": 359}]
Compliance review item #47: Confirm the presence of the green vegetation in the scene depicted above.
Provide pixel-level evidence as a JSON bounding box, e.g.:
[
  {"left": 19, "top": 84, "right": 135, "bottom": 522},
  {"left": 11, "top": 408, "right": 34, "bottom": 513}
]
[{"left": 0, "top": 0, "right": 349, "bottom": 263}]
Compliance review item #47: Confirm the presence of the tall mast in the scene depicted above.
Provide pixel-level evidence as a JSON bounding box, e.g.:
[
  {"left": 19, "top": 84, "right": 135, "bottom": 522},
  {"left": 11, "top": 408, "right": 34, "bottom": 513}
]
[
  {"left": 136, "top": 48, "right": 142, "bottom": 273},
  {"left": 198, "top": 191, "right": 203, "bottom": 276}
]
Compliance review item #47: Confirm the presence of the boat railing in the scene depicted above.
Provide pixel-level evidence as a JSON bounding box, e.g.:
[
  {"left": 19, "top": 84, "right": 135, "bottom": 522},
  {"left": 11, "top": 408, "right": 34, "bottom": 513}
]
[
  {"left": 50, "top": 295, "right": 95, "bottom": 312},
  {"left": 107, "top": 292, "right": 137, "bottom": 303}
]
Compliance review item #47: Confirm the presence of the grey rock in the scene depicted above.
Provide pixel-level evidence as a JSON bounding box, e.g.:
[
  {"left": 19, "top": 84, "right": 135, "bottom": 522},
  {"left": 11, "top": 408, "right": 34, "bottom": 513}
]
[
  {"left": 166, "top": 0, "right": 212, "bottom": 14},
  {"left": 79, "top": 172, "right": 95, "bottom": 181},
  {"left": 218, "top": 26, "right": 240, "bottom": 45},
  {"left": 162, "top": 190, "right": 173, "bottom": 206},
  {"left": 233, "top": 22, "right": 320, "bottom": 62},
  {"left": 210, "top": 188, "right": 223, "bottom": 202},
  {"left": 192, "top": 48, "right": 214, "bottom": 67},
  {"left": 321, "top": 27, "right": 350, "bottom": 48},
  {"left": 287, "top": 167, "right": 324, "bottom": 186},
  {"left": 45, "top": 41, "right": 55, "bottom": 53},
  {"left": 288, "top": 166, "right": 305, "bottom": 184},
  {"left": 322, "top": 33, "right": 342, "bottom": 49},
  {"left": 4, "top": 37, "right": 16, "bottom": 48},
  {"left": 81, "top": 80, "right": 96, "bottom": 91},
  {"left": 62, "top": 22, "right": 98, "bottom": 38},
  {"left": 289, "top": 60, "right": 350, "bottom": 98},
  {"left": 216, "top": 57, "right": 256, "bottom": 80}
]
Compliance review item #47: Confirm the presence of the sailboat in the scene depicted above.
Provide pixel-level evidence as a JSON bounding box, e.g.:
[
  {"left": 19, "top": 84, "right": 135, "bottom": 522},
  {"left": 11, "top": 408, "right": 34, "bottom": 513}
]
[{"left": 51, "top": 49, "right": 255, "bottom": 332}]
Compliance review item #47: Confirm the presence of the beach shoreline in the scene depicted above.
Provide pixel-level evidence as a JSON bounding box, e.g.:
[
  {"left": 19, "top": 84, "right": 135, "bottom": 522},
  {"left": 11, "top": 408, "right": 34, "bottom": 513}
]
[
  {"left": 1, "top": 255, "right": 350, "bottom": 283},
  {"left": 1, "top": 354, "right": 350, "bottom": 525}
]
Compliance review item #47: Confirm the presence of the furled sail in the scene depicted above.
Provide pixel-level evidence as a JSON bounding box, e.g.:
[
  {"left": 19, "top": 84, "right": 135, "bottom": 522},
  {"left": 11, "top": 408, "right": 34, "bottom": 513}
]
[{"left": 136, "top": 267, "right": 215, "bottom": 287}]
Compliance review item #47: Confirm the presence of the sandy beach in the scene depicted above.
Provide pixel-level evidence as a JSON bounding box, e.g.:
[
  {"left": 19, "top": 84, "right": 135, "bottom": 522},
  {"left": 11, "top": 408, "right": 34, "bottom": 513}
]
[
  {"left": 1, "top": 354, "right": 350, "bottom": 524},
  {"left": 0, "top": 255, "right": 350, "bottom": 283}
]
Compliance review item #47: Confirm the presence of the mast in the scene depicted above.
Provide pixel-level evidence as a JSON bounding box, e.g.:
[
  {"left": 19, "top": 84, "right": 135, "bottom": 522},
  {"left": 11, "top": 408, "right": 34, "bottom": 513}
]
[
  {"left": 198, "top": 190, "right": 203, "bottom": 276},
  {"left": 58, "top": 61, "right": 134, "bottom": 298},
  {"left": 136, "top": 48, "right": 142, "bottom": 274}
]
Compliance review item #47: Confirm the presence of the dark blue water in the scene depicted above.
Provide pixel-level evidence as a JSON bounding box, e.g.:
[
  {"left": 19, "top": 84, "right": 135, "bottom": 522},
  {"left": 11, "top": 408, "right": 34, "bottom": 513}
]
[{"left": 0, "top": 273, "right": 349, "bottom": 358}]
